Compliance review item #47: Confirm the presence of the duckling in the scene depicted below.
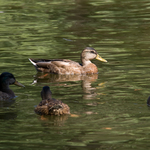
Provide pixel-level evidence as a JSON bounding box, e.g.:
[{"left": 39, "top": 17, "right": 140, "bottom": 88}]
[
  {"left": 29, "top": 47, "right": 107, "bottom": 74},
  {"left": 35, "top": 86, "right": 70, "bottom": 115},
  {"left": 0, "top": 72, "right": 25, "bottom": 100}
]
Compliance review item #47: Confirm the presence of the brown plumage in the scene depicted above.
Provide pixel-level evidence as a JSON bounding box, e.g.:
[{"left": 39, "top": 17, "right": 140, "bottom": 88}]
[
  {"left": 35, "top": 86, "right": 70, "bottom": 116},
  {"left": 29, "top": 47, "right": 107, "bottom": 74},
  {"left": 0, "top": 72, "right": 25, "bottom": 100}
]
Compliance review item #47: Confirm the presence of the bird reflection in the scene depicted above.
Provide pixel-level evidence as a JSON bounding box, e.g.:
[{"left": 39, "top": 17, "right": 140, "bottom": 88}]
[
  {"left": 0, "top": 99, "right": 15, "bottom": 108},
  {"left": 81, "top": 74, "right": 98, "bottom": 99},
  {"left": 0, "top": 99, "right": 17, "bottom": 120},
  {"left": 0, "top": 111, "right": 17, "bottom": 120},
  {"left": 37, "top": 114, "right": 69, "bottom": 126},
  {"left": 32, "top": 72, "right": 98, "bottom": 100}
]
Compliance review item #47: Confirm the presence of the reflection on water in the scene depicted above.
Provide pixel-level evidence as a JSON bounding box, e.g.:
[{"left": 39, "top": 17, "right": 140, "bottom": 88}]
[
  {"left": 37, "top": 114, "right": 69, "bottom": 127},
  {"left": 0, "top": 112, "right": 17, "bottom": 120},
  {"left": 0, "top": 100, "right": 17, "bottom": 120},
  {"left": 32, "top": 72, "right": 99, "bottom": 100},
  {"left": 0, "top": 0, "right": 150, "bottom": 149},
  {"left": 0, "top": 99, "right": 15, "bottom": 108}
]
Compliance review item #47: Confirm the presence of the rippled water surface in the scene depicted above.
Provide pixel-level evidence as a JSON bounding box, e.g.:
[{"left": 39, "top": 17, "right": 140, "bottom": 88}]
[{"left": 1, "top": 0, "right": 150, "bottom": 149}]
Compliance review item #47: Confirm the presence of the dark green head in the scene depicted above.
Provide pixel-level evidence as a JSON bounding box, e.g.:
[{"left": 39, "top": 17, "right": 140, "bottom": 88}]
[
  {"left": 0, "top": 72, "right": 16, "bottom": 85},
  {"left": 0, "top": 72, "right": 24, "bottom": 88},
  {"left": 41, "top": 86, "right": 52, "bottom": 100}
]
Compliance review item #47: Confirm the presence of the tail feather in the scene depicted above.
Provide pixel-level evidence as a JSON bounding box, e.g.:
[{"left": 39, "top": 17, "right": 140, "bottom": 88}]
[{"left": 29, "top": 58, "right": 37, "bottom": 66}]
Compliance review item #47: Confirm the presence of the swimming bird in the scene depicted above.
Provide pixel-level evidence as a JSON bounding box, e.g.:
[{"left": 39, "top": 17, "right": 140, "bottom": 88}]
[
  {"left": 147, "top": 96, "right": 150, "bottom": 106},
  {"left": 0, "top": 72, "right": 25, "bottom": 100},
  {"left": 29, "top": 47, "right": 107, "bottom": 74},
  {"left": 35, "top": 86, "right": 70, "bottom": 115}
]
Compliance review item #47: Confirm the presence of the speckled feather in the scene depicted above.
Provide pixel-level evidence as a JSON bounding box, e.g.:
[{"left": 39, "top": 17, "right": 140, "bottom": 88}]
[{"left": 35, "top": 86, "right": 70, "bottom": 116}]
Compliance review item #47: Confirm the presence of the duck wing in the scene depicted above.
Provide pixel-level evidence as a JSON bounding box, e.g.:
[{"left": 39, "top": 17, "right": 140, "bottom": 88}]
[
  {"left": 35, "top": 99, "right": 70, "bottom": 115},
  {"left": 29, "top": 58, "right": 82, "bottom": 74}
]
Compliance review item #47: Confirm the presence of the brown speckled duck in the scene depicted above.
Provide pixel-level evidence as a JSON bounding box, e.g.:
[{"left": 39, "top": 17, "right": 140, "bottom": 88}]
[
  {"left": 35, "top": 86, "right": 70, "bottom": 115},
  {"left": 0, "top": 72, "right": 25, "bottom": 100},
  {"left": 29, "top": 47, "right": 107, "bottom": 74}
]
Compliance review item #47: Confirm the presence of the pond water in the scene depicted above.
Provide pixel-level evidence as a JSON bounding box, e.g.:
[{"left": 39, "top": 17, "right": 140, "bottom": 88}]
[{"left": 0, "top": 0, "right": 150, "bottom": 149}]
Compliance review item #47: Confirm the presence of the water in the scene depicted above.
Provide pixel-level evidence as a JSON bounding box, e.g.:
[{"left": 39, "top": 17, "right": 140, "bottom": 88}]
[{"left": 0, "top": 0, "right": 150, "bottom": 149}]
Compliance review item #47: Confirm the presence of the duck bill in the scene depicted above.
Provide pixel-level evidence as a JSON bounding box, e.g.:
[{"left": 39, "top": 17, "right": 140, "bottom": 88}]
[
  {"left": 96, "top": 54, "right": 107, "bottom": 62},
  {"left": 14, "top": 80, "right": 25, "bottom": 87}
]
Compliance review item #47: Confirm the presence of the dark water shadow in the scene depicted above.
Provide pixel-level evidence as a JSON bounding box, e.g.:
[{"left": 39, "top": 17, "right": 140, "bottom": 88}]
[
  {"left": 0, "top": 100, "right": 17, "bottom": 120},
  {"left": 0, "top": 99, "right": 15, "bottom": 108},
  {"left": 0, "top": 112, "right": 17, "bottom": 120}
]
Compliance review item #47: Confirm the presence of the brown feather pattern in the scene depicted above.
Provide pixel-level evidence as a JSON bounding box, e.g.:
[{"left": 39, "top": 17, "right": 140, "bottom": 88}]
[{"left": 35, "top": 86, "right": 70, "bottom": 116}]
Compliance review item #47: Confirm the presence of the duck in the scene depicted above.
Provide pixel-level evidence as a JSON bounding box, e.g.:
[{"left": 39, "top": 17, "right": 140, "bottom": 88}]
[
  {"left": 29, "top": 47, "right": 107, "bottom": 74},
  {"left": 34, "top": 86, "right": 70, "bottom": 115},
  {"left": 0, "top": 72, "right": 25, "bottom": 100},
  {"left": 147, "top": 96, "right": 150, "bottom": 106}
]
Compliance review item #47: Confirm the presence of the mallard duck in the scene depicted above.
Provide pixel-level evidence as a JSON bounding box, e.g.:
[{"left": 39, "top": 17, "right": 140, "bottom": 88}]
[
  {"left": 0, "top": 72, "right": 25, "bottom": 100},
  {"left": 29, "top": 47, "right": 107, "bottom": 74},
  {"left": 35, "top": 86, "right": 70, "bottom": 115}
]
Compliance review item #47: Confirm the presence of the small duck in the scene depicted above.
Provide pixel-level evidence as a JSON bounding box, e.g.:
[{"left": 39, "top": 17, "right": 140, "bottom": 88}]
[
  {"left": 35, "top": 86, "right": 70, "bottom": 115},
  {"left": 0, "top": 72, "right": 25, "bottom": 100},
  {"left": 29, "top": 47, "right": 107, "bottom": 74}
]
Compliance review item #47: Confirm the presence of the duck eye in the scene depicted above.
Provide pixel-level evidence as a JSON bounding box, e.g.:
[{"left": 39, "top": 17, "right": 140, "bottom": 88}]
[{"left": 90, "top": 51, "right": 95, "bottom": 54}]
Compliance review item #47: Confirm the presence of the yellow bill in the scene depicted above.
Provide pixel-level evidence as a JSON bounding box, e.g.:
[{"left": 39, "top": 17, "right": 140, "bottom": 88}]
[
  {"left": 96, "top": 54, "right": 107, "bottom": 62},
  {"left": 14, "top": 80, "right": 25, "bottom": 87}
]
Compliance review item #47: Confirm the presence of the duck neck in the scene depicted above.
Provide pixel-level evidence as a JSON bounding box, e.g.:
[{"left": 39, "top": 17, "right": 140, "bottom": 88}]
[
  {"left": 0, "top": 83, "right": 15, "bottom": 97},
  {"left": 41, "top": 90, "right": 52, "bottom": 100},
  {"left": 81, "top": 59, "right": 92, "bottom": 66}
]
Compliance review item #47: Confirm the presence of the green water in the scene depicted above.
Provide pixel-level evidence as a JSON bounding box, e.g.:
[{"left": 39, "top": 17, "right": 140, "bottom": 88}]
[{"left": 0, "top": 0, "right": 150, "bottom": 149}]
